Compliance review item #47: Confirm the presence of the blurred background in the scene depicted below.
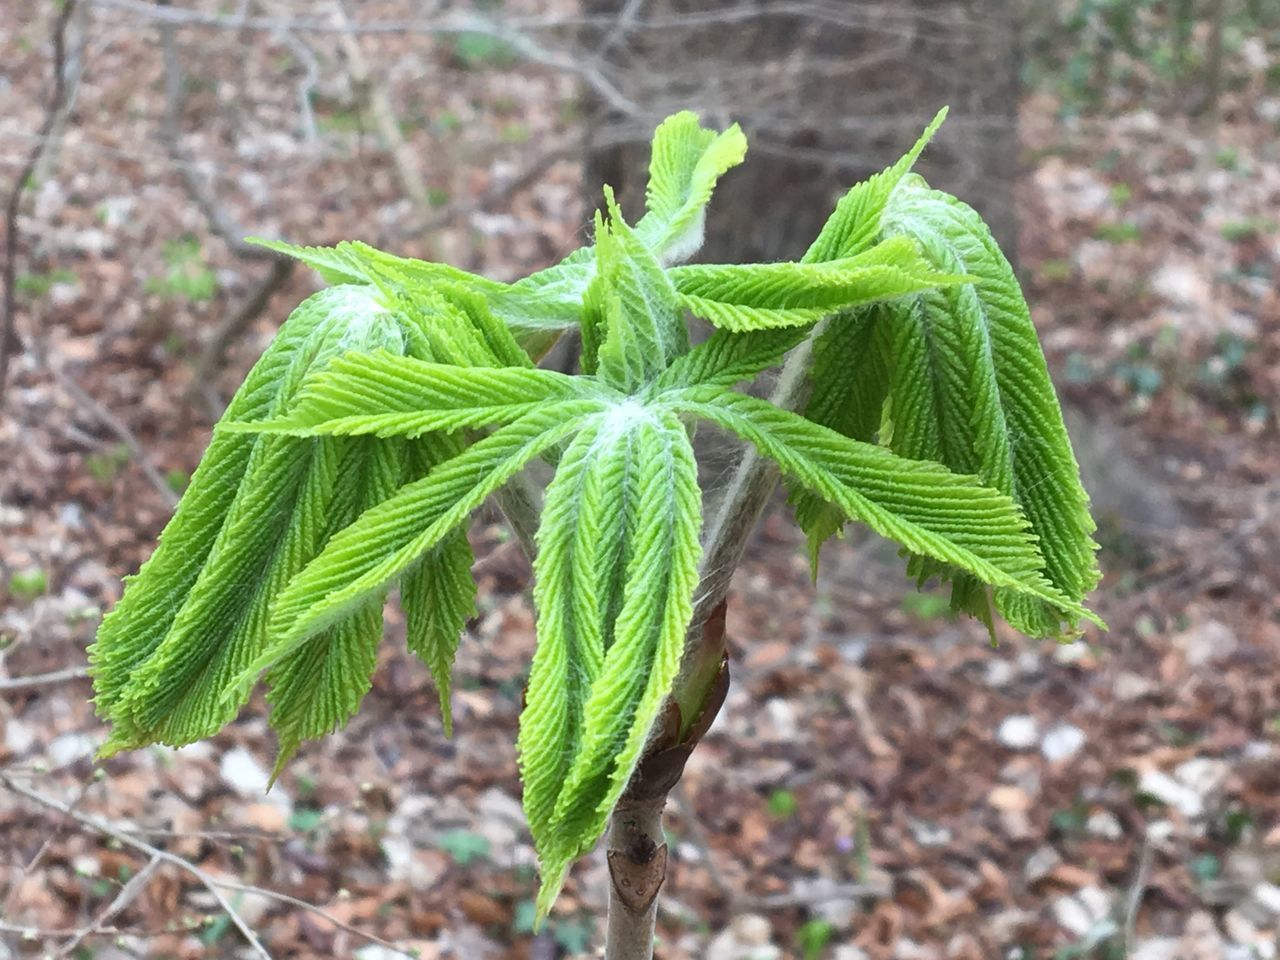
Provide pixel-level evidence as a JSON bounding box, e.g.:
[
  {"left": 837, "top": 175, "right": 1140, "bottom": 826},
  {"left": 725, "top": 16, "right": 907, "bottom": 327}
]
[{"left": 1, "top": 1, "right": 1278, "bottom": 958}]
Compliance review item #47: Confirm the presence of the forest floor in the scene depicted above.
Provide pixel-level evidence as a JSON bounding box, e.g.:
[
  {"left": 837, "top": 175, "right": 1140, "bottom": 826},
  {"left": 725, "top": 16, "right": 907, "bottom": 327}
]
[{"left": 1, "top": 4, "right": 1278, "bottom": 960}]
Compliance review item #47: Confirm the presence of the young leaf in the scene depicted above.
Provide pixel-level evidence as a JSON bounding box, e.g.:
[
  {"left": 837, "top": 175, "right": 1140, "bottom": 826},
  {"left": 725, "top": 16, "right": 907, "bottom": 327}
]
[
  {"left": 634, "top": 111, "right": 748, "bottom": 263},
  {"left": 791, "top": 305, "right": 894, "bottom": 564},
  {"left": 801, "top": 107, "right": 947, "bottom": 263},
  {"left": 522, "top": 408, "right": 702, "bottom": 918},
  {"left": 264, "top": 437, "right": 405, "bottom": 774},
  {"left": 871, "top": 178, "right": 1100, "bottom": 636},
  {"left": 260, "top": 401, "right": 605, "bottom": 659},
  {"left": 666, "top": 388, "right": 1095, "bottom": 629},
  {"left": 650, "top": 327, "right": 808, "bottom": 393},
  {"left": 247, "top": 238, "right": 366, "bottom": 285},
  {"left": 400, "top": 436, "right": 476, "bottom": 736},
  {"left": 229, "top": 352, "right": 609, "bottom": 439},
  {"left": 591, "top": 191, "right": 688, "bottom": 390},
  {"left": 669, "top": 236, "right": 964, "bottom": 331},
  {"left": 92, "top": 286, "right": 407, "bottom": 752},
  {"left": 402, "top": 527, "right": 475, "bottom": 736},
  {"left": 518, "top": 420, "right": 613, "bottom": 909},
  {"left": 255, "top": 238, "right": 580, "bottom": 356}
]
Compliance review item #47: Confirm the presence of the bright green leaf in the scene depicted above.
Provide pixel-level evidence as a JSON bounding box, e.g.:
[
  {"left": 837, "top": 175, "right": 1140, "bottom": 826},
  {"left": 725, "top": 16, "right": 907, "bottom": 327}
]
[
  {"left": 635, "top": 111, "right": 748, "bottom": 263},
  {"left": 229, "top": 352, "right": 609, "bottom": 439}
]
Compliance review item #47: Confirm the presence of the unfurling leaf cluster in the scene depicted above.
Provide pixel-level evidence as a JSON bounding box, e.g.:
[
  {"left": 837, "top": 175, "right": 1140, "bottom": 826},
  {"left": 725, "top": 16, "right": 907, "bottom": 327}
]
[{"left": 91, "top": 107, "right": 1100, "bottom": 918}]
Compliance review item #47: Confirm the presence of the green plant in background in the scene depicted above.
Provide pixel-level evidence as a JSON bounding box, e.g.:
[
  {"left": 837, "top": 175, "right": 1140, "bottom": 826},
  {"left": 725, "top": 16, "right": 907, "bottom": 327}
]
[
  {"left": 9, "top": 567, "right": 48, "bottom": 603},
  {"left": 89, "top": 108, "right": 1101, "bottom": 959},
  {"left": 145, "top": 236, "right": 218, "bottom": 302}
]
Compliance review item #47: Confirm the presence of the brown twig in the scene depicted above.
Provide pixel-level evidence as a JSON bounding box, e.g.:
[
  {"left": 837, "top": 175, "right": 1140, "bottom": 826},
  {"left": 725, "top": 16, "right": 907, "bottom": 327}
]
[
  {"left": 0, "top": 771, "right": 272, "bottom": 960},
  {"left": 0, "top": 772, "right": 413, "bottom": 957},
  {"left": 0, "top": 0, "right": 81, "bottom": 409},
  {"left": 0, "top": 666, "right": 91, "bottom": 693},
  {"left": 55, "top": 855, "right": 162, "bottom": 958},
  {"left": 45, "top": 359, "right": 179, "bottom": 509},
  {"left": 155, "top": 9, "right": 296, "bottom": 400},
  {"left": 1, "top": 774, "right": 95, "bottom": 916}
]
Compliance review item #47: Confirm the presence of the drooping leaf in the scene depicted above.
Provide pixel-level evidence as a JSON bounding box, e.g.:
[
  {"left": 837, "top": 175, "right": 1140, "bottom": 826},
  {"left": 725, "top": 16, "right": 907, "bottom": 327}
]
[
  {"left": 634, "top": 111, "right": 749, "bottom": 263},
  {"left": 801, "top": 107, "right": 947, "bottom": 264},
  {"left": 258, "top": 401, "right": 606, "bottom": 661},
  {"left": 264, "top": 436, "right": 406, "bottom": 775},
  {"left": 91, "top": 286, "right": 407, "bottom": 753},
  {"left": 591, "top": 190, "right": 688, "bottom": 390},
  {"left": 666, "top": 388, "right": 1096, "bottom": 629},
  {"left": 791, "top": 305, "right": 894, "bottom": 565},
  {"left": 402, "top": 526, "right": 475, "bottom": 736},
  {"left": 400, "top": 435, "right": 476, "bottom": 736},
  {"left": 518, "top": 420, "right": 613, "bottom": 911},
  {"left": 874, "top": 178, "right": 1101, "bottom": 636},
  {"left": 669, "top": 236, "right": 965, "bottom": 331},
  {"left": 522, "top": 407, "right": 702, "bottom": 919},
  {"left": 229, "top": 352, "right": 609, "bottom": 439}
]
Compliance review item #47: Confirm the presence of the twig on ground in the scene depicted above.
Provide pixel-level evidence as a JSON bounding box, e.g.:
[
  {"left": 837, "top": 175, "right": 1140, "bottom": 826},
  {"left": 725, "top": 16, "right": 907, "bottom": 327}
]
[
  {"left": 156, "top": 10, "right": 295, "bottom": 396},
  {"left": 1123, "top": 833, "right": 1154, "bottom": 952},
  {"left": 55, "top": 855, "right": 162, "bottom": 958},
  {"left": 275, "top": 28, "right": 322, "bottom": 144},
  {"left": 1, "top": 0, "right": 82, "bottom": 409},
  {"left": 670, "top": 780, "right": 735, "bottom": 907},
  {"left": 329, "top": 0, "right": 435, "bottom": 221},
  {"left": 1, "top": 773, "right": 96, "bottom": 919},
  {"left": 739, "top": 882, "right": 888, "bottom": 911},
  {"left": 401, "top": 139, "right": 578, "bottom": 239},
  {"left": 0, "top": 666, "right": 91, "bottom": 693},
  {"left": 44, "top": 359, "right": 179, "bottom": 508},
  {"left": 0, "top": 772, "right": 414, "bottom": 958}
]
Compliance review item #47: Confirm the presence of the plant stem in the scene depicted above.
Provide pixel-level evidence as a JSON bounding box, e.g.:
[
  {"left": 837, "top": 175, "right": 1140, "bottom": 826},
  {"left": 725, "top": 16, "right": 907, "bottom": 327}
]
[
  {"left": 604, "top": 327, "right": 822, "bottom": 960},
  {"left": 604, "top": 798, "right": 667, "bottom": 960},
  {"left": 691, "top": 326, "right": 819, "bottom": 628}
]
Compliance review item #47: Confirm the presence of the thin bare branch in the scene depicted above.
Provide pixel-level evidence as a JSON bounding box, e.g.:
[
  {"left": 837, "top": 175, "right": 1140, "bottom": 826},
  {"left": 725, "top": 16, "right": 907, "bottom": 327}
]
[
  {"left": 55, "top": 855, "right": 162, "bottom": 958},
  {"left": 1, "top": 0, "right": 82, "bottom": 409},
  {"left": 0, "top": 666, "right": 91, "bottom": 693},
  {"left": 45, "top": 359, "right": 179, "bottom": 508},
  {"left": 328, "top": 0, "right": 435, "bottom": 219},
  {"left": 157, "top": 12, "right": 276, "bottom": 262},
  {"left": 0, "top": 772, "right": 413, "bottom": 958}
]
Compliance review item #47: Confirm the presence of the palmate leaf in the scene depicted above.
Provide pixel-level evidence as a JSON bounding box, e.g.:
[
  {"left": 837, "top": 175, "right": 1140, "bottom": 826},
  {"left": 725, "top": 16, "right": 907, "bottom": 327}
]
[
  {"left": 249, "top": 401, "right": 606, "bottom": 667},
  {"left": 496, "top": 111, "right": 749, "bottom": 337},
  {"left": 520, "top": 406, "right": 701, "bottom": 919},
  {"left": 668, "top": 235, "right": 965, "bottom": 331},
  {"left": 91, "top": 286, "right": 409, "bottom": 752},
  {"left": 230, "top": 352, "right": 608, "bottom": 439},
  {"left": 666, "top": 388, "right": 1094, "bottom": 627},
  {"left": 875, "top": 178, "right": 1101, "bottom": 636}
]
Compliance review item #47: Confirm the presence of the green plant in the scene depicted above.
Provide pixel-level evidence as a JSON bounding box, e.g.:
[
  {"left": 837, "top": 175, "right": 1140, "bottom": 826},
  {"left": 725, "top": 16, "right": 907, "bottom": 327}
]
[
  {"left": 766, "top": 788, "right": 798, "bottom": 820},
  {"left": 9, "top": 568, "right": 48, "bottom": 603},
  {"left": 89, "top": 109, "right": 1100, "bottom": 958},
  {"left": 796, "top": 918, "right": 837, "bottom": 960},
  {"left": 145, "top": 237, "right": 218, "bottom": 302}
]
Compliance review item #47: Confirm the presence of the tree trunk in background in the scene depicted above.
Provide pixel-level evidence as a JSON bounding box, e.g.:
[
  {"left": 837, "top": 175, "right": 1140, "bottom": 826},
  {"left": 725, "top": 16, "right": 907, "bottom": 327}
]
[{"left": 583, "top": 0, "right": 1022, "bottom": 262}]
